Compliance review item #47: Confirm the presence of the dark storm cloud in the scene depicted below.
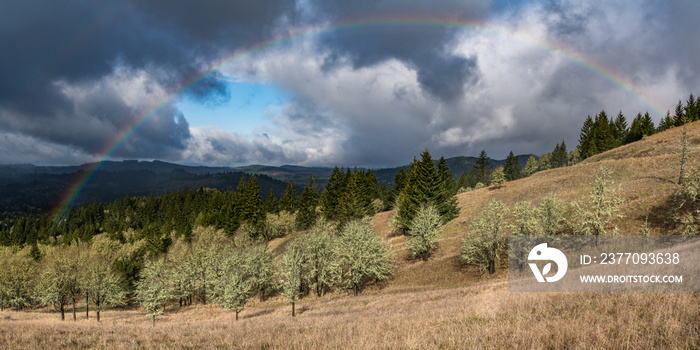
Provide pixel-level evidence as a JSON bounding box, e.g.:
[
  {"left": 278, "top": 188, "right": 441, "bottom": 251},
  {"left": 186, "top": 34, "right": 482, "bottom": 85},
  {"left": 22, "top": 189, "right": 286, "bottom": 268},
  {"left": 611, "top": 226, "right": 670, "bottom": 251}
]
[
  {"left": 308, "top": 0, "right": 489, "bottom": 101},
  {"left": 0, "top": 0, "right": 294, "bottom": 161}
]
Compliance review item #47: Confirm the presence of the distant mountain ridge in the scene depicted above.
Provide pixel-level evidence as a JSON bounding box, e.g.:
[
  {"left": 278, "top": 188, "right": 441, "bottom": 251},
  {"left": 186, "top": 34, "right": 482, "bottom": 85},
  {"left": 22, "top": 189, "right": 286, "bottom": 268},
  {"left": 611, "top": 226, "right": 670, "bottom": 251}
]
[{"left": 0, "top": 154, "right": 535, "bottom": 215}]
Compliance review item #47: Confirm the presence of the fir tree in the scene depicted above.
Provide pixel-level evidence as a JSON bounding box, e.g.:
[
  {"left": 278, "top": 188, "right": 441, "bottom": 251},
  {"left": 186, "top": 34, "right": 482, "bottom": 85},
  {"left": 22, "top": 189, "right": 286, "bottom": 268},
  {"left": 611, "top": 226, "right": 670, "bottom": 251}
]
[
  {"left": 523, "top": 155, "right": 538, "bottom": 177},
  {"left": 470, "top": 150, "right": 491, "bottom": 186},
  {"left": 503, "top": 151, "right": 522, "bottom": 181},
  {"left": 263, "top": 189, "right": 279, "bottom": 214},
  {"left": 296, "top": 176, "right": 319, "bottom": 230},
  {"left": 279, "top": 180, "right": 298, "bottom": 213},
  {"left": 490, "top": 167, "right": 506, "bottom": 189},
  {"left": 612, "top": 111, "right": 628, "bottom": 146},
  {"left": 319, "top": 166, "right": 347, "bottom": 221},
  {"left": 578, "top": 115, "right": 594, "bottom": 159},
  {"left": 657, "top": 111, "right": 674, "bottom": 132},
  {"left": 550, "top": 141, "right": 568, "bottom": 168}
]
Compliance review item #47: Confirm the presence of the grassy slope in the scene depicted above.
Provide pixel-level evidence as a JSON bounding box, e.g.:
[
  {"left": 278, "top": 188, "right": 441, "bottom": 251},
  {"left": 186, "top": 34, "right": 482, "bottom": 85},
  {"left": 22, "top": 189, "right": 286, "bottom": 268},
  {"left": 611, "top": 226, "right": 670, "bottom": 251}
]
[{"left": 2, "top": 123, "right": 700, "bottom": 349}]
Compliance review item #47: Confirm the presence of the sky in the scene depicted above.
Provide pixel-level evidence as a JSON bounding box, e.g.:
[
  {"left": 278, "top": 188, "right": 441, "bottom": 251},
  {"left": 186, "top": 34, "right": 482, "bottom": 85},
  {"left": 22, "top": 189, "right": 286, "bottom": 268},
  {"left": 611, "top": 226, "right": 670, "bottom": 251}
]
[{"left": 0, "top": 0, "right": 699, "bottom": 168}]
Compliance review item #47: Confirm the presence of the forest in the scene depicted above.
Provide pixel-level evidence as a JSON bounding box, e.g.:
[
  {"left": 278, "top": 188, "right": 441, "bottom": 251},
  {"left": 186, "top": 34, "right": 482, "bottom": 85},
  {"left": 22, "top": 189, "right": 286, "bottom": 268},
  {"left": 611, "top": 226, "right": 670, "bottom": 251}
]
[{"left": 0, "top": 93, "right": 699, "bottom": 323}]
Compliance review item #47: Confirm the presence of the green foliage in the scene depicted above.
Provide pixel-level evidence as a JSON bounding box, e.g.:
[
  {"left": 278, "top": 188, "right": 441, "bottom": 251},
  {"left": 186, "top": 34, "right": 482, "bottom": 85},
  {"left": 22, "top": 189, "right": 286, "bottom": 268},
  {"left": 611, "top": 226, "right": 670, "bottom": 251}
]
[
  {"left": 539, "top": 193, "right": 565, "bottom": 235},
  {"left": 35, "top": 248, "right": 72, "bottom": 320},
  {"left": 397, "top": 149, "right": 459, "bottom": 231},
  {"left": 278, "top": 239, "right": 305, "bottom": 316},
  {"left": 625, "top": 112, "right": 655, "bottom": 144},
  {"left": 319, "top": 166, "right": 348, "bottom": 221},
  {"left": 570, "top": 167, "right": 624, "bottom": 241},
  {"left": 470, "top": 150, "right": 492, "bottom": 186},
  {"left": 461, "top": 199, "right": 509, "bottom": 274},
  {"left": 503, "top": 151, "right": 522, "bottom": 181},
  {"left": 296, "top": 176, "right": 319, "bottom": 230},
  {"left": 490, "top": 167, "right": 506, "bottom": 188},
  {"left": 523, "top": 155, "right": 538, "bottom": 177},
  {"left": 298, "top": 228, "right": 340, "bottom": 297},
  {"left": 82, "top": 254, "right": 125, "bottom": 321},
  {"left": 550, "top": 141, "right": 568, "bottom": 169},
  {"left": 261, "top": 211, "right": 296, "bottom": 241},
  {"left": 510, "top": 200, "right": 543, "bottom": 273},
  {"left": 406, "top": 204, "right": 443, "bottom": 261},
  {"left": 279, "top": 180, "right": 298, "bottom": 213},
  {"left": 334, "top": 220, "right": 394, "bottom": 296},
  {"left": 0, "top": 248, "right": 36, "bottom": 311},
  {"left": 212, "top": 250, "right": 254, "bottom": 321},
  {"left": 135, "top": 257, "right": 173, "bottom": 326}
]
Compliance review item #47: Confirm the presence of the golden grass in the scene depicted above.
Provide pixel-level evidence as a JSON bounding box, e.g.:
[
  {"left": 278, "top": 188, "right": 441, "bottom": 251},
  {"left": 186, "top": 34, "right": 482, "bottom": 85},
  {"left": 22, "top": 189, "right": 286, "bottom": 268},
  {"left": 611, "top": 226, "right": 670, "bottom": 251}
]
[
  {"left": 4, "top": 122, "right": 700, "bottom": 349},
  {"left": 2, "top": 285, "right": 697, "bottom": 349}
]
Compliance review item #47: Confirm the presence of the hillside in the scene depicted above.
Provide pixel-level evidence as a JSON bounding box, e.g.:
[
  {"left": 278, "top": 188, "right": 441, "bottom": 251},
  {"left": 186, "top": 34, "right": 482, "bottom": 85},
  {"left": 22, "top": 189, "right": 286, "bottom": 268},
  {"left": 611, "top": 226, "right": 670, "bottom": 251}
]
[{"left": 1, "top": 123, "right": 698, "bottom": 349}]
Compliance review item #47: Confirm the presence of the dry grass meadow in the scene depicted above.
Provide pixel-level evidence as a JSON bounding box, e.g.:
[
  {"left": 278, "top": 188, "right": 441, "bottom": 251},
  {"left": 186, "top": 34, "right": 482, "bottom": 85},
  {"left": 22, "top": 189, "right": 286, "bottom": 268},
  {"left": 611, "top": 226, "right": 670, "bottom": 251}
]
[{"left": 2, "top": 122, "right": 700, "bottom": 349}]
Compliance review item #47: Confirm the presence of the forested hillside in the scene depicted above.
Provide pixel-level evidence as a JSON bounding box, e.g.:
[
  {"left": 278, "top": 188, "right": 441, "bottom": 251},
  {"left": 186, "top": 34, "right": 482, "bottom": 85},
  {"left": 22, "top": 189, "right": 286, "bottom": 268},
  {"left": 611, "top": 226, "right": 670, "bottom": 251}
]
[{"left": 0, "top": 94, "right": 699, "bottom": 348}]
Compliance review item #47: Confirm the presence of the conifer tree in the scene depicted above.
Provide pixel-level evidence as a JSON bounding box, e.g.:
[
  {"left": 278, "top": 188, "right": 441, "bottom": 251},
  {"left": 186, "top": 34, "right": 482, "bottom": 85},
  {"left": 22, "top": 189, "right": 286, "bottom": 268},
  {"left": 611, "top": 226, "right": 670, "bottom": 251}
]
[
  {"left": 296, "top": 176, "right": 319, "bottom": 230},
  {"left": 263, "top": 189, "right": 279, "bottom": 214},
  {"left": 279, "top": 180, "right": 298, "bottom": 213},
  {"left": 674, "top": 100, "right": 685, "bottom": 126},
  {"left": 658, "top": 111, "right": 674, "bottom": 132},
  {"left": 435, "top": 157, "right": 460, "bottom": 221},
  {"left": 241, "top": 176, "right": 264, "bottom": 229},
  {"left": 319, "top": 166, "right": 347, "bottom": 221},
  {"left": 503, "top": 151, "right": 522, "bottom": 181},
  {"left": 523, "top": 155, "right": 538, "bottom": 177},
  {"left": 550, "top": 141, "right": 568, "bottom": 168},
  {"left": 470, "top": 150, "right": 491, "bottom": 186},
  {"left": 592, "top": 110, "right": 616, "bottom": 153},
  {"left": 612, "top": 111, "right": 629, "bottom": 146},
  {"left": 490, "top": 167, "right": 506, "bottom": 188},
  {"left": 579, "top": 115, "right": 594, "bottom": 159}
]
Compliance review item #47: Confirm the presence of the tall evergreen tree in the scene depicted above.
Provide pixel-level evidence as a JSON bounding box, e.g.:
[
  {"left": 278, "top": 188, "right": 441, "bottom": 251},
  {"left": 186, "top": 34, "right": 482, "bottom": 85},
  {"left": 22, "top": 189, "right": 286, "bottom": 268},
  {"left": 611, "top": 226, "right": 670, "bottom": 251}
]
[
  {"left": 523, "top": 155, "right": 538, "bottom": 177},
  {"left": 319, "top": 166, "right": 347, "bottom": 221},
  {"left": 279, "top": 180, "right": 298, "bottom": 213},
  {"left": 592, "top": 110, "right": 616, "bottom": 154},
  {"left": 550, "top": 141, "right": 568, "bottom": 169},
  {"left": 296, "top": 176, "right": 319, "bottom": 230},
  {"left": 578, "top": 115, "right": 594, "bottom": 159},
  {"left": 397, "top": 150, "right": 458, "bottom": 231},
  {"left": 612, "top": 111, "right": 628, "bottom": 146},
  {"left": 503, "top": 151, "right": 522, "bottom": 181},
  {"left": 263, "top": 189, "right": 279, "bottom": 214},
  {"left": 240, "top": 176, "right": 264, "bottom": 229},
  {"left": 470, "top": 150, "right": 491, "bottom": 186},
  {"left": 658, "top": 111, "right": 674, "bottom": 132},
  {"left": 674, "top": 100, "right": 686, "bottom": 126}
]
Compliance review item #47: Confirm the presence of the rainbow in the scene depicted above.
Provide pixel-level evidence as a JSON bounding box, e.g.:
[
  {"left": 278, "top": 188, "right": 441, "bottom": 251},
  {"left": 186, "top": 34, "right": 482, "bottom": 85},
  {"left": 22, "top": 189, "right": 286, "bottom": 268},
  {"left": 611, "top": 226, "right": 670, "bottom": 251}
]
[{"left": 51, "top": 14, "right": 669, "bottom": 222}]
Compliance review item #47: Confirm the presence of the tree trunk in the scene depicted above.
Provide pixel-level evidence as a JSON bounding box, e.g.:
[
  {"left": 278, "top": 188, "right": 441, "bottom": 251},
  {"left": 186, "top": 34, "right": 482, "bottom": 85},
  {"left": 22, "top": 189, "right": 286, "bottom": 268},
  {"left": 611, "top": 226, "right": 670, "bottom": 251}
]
[
  {"left": 353, "top": 284, "right": 358, "bottom": 296},
  {"left": 152, "top": 316, "right": 156, "bottom": 327},
  {"left": 292, "top": 302, "right": 295, "bottom": 317},
  {"left": 61, "top": 304, "right": 65, "bottom": 321},
  {"left": 72, "top": 297, "right": 77, "bottom": 321},
  {"left": 235, "top": 310, "right": 239, "bottom": 321},
  {"left": 489, "top": 260, "right": 495, "bottom": 275},
  {"left": 97, "top": 310, "right": 100, "bottom": 322},
  {"left": 85, "top": 293, "right": 89, "bottom": 319}
]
